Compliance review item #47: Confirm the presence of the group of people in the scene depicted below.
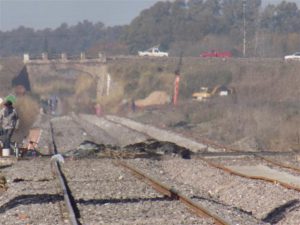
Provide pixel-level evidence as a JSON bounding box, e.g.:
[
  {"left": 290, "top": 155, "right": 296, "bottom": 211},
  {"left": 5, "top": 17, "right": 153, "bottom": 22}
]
[
  {"left": 40, "top": 95, "right": 58, "bottom": 115},
  {"left": 0, "top": 98, "right": 19, "bottom": 151}
]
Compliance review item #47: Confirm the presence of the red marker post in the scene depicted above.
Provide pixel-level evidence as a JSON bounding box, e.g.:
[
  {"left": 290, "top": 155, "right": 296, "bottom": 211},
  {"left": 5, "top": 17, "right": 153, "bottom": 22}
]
[{"left": 173, "top": 75, "right": 180, "bottom": 105}]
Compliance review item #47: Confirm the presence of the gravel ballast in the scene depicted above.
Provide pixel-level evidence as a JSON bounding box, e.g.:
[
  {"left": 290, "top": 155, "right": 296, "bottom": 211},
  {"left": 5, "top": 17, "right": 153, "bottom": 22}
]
[{"left": 0, "top": 113, "right": 299, "bottom": 224}]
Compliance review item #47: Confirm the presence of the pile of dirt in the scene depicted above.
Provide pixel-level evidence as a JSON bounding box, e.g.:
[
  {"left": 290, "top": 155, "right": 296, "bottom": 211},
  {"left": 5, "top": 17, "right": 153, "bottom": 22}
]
[
  {"left": 63, "top": 139, "right": 191, "bottom": 159},
  {"left": 135, "top": 91, "right": 171, "bottom": 107},
  {"left": 125, "top": 139, "right": 192, "bottom": 159},
  {"left": 64, "top": 140, "right": 106, "bottom": 158}
]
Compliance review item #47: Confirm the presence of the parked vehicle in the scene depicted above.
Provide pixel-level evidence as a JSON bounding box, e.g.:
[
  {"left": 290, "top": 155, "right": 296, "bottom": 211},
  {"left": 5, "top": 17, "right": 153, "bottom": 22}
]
[
  {"left": 201, "top": 50, "right": 232, "bottom": 58},
  {"left": 138, "top": 47, "right": 168, "bottom": 57},
  {"left": 284, "top": 52, "right": 300, "bottom": 61}
]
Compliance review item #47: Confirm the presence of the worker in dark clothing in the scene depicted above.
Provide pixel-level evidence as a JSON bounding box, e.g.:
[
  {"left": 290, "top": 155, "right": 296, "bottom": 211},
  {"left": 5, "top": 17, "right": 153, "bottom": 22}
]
[
  {"left": 0, "top": 100, "right": 19, "bottom": 150},
  {"left": 131, "top": 98, "right": 136, "bottom": 112}
]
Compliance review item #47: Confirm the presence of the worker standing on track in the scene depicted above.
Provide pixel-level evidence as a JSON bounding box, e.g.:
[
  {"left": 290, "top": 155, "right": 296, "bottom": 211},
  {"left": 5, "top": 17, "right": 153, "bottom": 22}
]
[{"left": 0, "top": 100, "right": 19, "bottom": 151}]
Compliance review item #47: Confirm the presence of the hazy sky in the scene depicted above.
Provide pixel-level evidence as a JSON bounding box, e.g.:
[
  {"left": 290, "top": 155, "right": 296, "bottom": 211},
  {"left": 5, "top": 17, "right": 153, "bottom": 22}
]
[{"left": 0, "top": 0, "right": 299, "bottom": 31}]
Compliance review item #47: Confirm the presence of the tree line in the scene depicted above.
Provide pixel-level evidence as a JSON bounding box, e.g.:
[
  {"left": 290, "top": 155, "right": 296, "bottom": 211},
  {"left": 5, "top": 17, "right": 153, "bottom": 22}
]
[
  {"left": 0, "top": 21, "right": 125, "bottom": 57},
  {"left": 0, "top": 0, "right": 300, "bottom": 57}
]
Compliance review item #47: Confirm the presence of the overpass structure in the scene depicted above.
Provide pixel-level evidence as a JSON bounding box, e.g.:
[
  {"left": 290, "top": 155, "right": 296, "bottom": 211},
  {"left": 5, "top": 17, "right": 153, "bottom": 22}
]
[
  {"left": 23, "top": 52, "right": 107, "bottom": 64},
  {"left": 15, "top": 52, "right": 112, "bottom": 114}
]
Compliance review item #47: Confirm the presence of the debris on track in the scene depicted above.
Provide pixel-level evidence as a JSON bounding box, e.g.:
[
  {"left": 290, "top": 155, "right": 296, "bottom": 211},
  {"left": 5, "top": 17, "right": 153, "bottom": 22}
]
[{"left": 64, "top": 139, "right": 192, "bottom": 160}]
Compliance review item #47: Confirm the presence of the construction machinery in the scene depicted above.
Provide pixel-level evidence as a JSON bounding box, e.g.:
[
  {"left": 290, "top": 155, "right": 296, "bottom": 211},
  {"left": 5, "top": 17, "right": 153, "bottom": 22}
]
[{"left": 192, "top": 85, "right": 235, "bottom": 102}]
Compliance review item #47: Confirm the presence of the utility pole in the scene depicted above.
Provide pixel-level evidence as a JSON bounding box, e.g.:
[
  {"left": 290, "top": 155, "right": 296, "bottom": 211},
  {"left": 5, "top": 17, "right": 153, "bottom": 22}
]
[
  {"left": 173, "top": 51, "right": 183, "bottom": 106},
  {"left": 243, "top": 0, "right": 246, "bottom": 57},
  {"left": 173, "top": 74, "right": 180, "bottom": 105}
]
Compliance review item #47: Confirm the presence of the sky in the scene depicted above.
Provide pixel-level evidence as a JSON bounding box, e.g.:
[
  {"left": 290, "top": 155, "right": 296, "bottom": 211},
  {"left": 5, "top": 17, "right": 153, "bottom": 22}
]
[{"left": 0, "top": 0, "right": 299, "bottom": 31}]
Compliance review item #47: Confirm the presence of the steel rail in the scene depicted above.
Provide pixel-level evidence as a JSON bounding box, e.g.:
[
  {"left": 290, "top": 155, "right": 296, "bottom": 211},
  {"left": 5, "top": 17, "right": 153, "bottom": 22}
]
[
  {"left": 199, "top": 138, "right": 300, "bottom": 174},
  {"left": 190, "top": 135, "right": 300, "bottom": 192},
  {"left": 50, "top": 122, "right": 80, "bottom": 225},
  {"left": 198, "top": 157, "right": 300, "bottom": 192},
  {"left": 193, "top": 136, "right": 300, "bottom": 191},
  {"left": 114, "top": 160, "right": 232, "bottom": 225},
  {"left": 254, "top": 154, "right": 300, "bottom": 173},
  {"left": 195, "top": 150, "right": 296, "bottom": 158}
]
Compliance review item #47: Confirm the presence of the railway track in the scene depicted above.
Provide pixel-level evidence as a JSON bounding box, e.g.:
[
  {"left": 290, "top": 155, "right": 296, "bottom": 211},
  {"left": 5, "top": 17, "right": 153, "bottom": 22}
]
[
  {"left": 0, "top": 114, "right": 300, "bottom": 224},
  {"left": 89, "top": 115, "right": 300, "bottom": 223},
  {"left": 52, "top": 114, "right": 298, "bottom": 223},
  {"left": 59, "top": 159, "right": 233, "bottom": 225},
  {"left": 48, "top": 118, "right": 232, "bottom": 224},
  {"left": 103, "top": 115, "right": 300, "bottom": 190}
]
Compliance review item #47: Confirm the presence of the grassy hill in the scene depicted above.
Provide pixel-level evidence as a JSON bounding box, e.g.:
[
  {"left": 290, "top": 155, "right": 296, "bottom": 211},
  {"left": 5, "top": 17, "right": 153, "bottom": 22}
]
[
  {"left": 107, "top": 58, "right": 300, "bottom": 151},
  {"left": 2, "top": 56, "right": 300, "bottom": 150}
]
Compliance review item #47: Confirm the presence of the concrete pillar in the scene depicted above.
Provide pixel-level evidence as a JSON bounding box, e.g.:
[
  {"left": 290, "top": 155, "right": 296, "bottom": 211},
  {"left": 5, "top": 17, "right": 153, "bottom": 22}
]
[
  {"left": 80, "top": 52, "right": 86, "bottom": 61},
  {"left": 98, "top": 52, "right": 106, "bottom": 63},
  {"left": 61, "top": 53, "right": 67, "bottom": 61},
  {"left": 23, "top": 54, "right": 30, "bottom": 64},
  {"left": 96, "top": 65, "right": 108, "bottom": 101},
  {"left": 106, "top": 73, "right": 111, "bottom": 96},
  {"left": 42, "top": 52, "right": 48, "bottom": 61}
]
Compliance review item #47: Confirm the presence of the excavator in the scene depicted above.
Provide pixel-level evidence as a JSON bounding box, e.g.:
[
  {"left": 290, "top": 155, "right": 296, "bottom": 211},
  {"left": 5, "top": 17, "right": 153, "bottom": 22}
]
[{"left": 192, "top": 85, "right": 235, "bottom": 102}]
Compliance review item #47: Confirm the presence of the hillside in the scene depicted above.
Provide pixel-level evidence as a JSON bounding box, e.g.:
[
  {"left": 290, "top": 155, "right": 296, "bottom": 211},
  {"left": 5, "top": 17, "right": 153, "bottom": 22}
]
[
  {"left": 1, "top": 57, "right": 300, "bottom": 151},
  {"left": 106, "top": 58, "right": 300, "bottom": 151}
]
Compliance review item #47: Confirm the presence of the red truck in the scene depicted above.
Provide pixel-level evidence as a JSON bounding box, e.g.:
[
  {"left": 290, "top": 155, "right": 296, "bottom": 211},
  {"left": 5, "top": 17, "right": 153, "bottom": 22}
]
[{"left": 201, "top": 50, "right": 232, "bottom": 58}]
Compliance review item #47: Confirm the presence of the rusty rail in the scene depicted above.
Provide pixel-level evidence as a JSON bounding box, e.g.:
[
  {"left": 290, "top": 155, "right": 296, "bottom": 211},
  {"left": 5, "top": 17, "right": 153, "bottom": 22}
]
[
  {"left": 115, "top": 160, "right": 232, "bottom": 225},
  {"left": 50, "top": 122, "right": 80, "bottom": 225},
  {"left": 198, "top": 157, "right": 300, "bottom": 192},
  {"left": 197, "top": 137, "right": 300, "bottom": 173}
]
